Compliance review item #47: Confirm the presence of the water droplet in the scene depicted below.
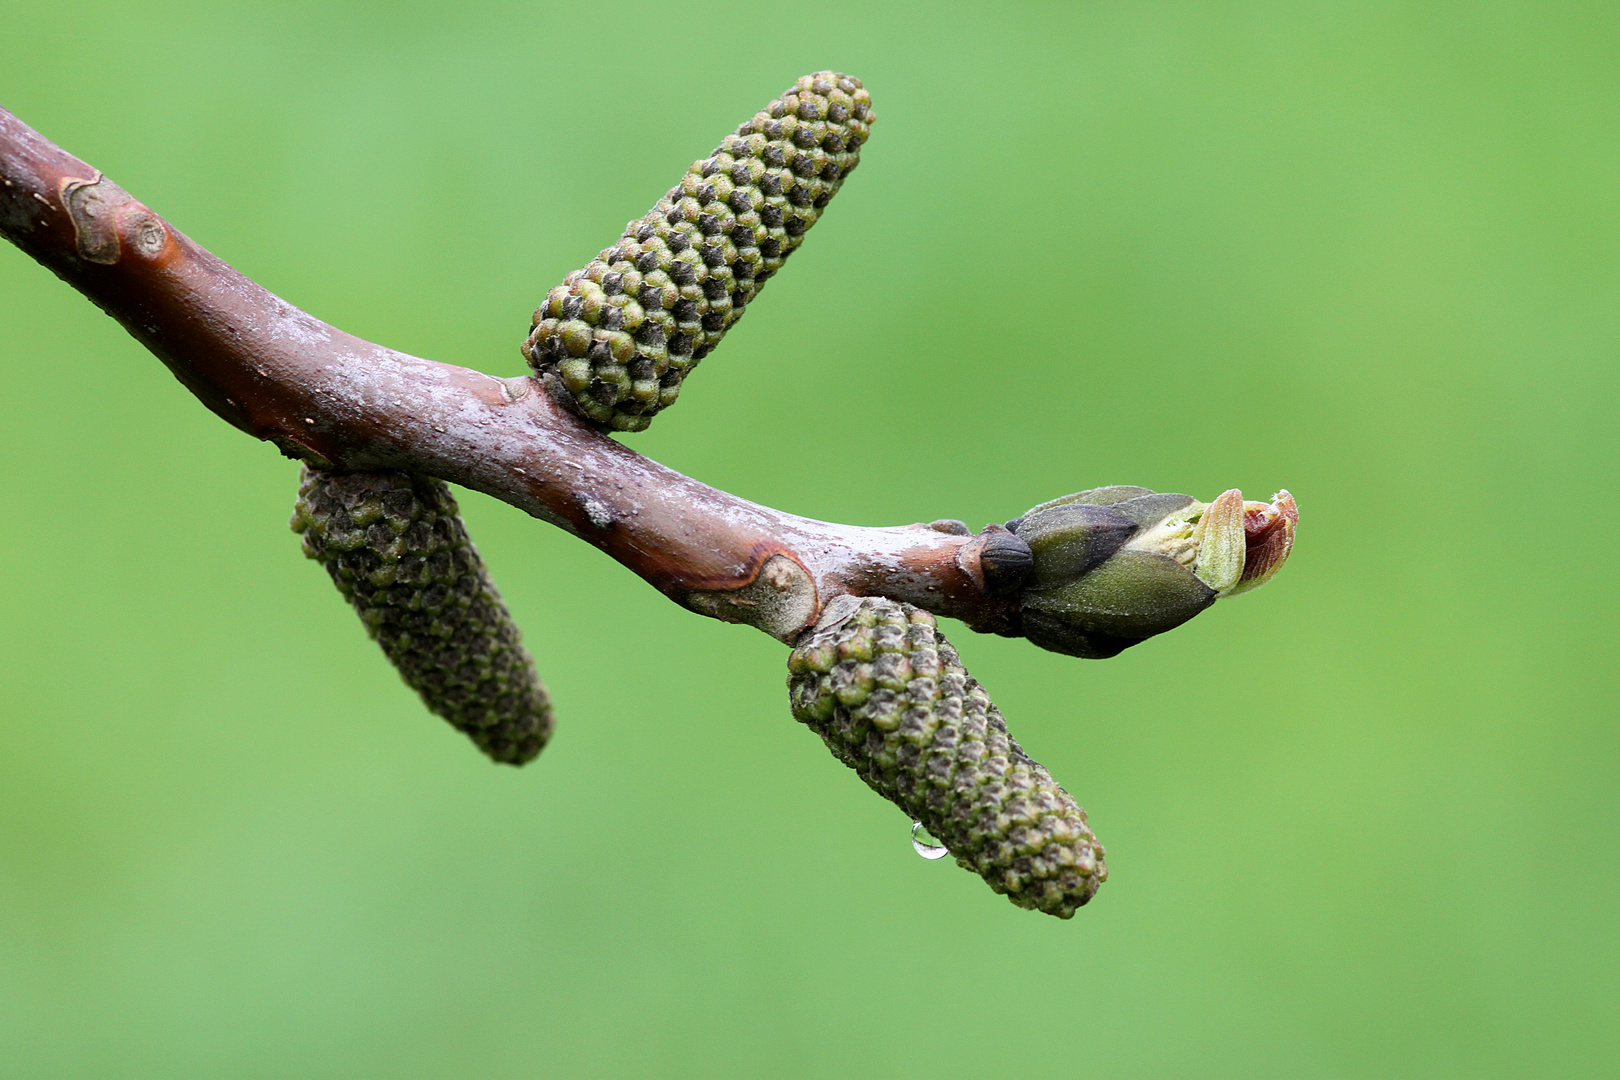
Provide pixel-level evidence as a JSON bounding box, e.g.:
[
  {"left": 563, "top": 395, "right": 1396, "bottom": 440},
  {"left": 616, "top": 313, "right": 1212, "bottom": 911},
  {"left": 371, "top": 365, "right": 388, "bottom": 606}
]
[{"left": 911, "top": 821, "right": 948, "bottom": 860}]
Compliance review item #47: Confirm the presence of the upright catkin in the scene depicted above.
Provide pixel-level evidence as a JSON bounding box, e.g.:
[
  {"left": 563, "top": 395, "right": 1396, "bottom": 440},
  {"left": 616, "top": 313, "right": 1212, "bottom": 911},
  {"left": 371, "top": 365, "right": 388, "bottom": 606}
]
[
  {"left": 788, "top": 596, "right": 1107, "bottom": 917},
  {"left": 524, "top": 72, "right": 874, "bottom": 432},
  {"left": 291, "top": 468, "right": 553, "bottom": 764}
]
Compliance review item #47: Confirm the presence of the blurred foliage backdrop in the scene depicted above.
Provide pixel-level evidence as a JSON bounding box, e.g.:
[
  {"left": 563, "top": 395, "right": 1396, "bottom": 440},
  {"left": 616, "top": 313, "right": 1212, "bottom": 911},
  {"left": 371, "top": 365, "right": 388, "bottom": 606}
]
[{"left": 2, "top": 2, "right": 1616, "bottom": 1077}]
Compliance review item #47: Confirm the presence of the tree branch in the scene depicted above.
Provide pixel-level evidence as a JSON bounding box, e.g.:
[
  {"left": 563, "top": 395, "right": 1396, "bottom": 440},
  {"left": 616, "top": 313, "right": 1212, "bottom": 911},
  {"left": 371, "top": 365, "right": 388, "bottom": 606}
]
[
  {"left": 0, "top": 105, "right": 1011, "bottom": 643},
  {"left": 3, "top": 81, "right": 1301, "bottom": 917}
]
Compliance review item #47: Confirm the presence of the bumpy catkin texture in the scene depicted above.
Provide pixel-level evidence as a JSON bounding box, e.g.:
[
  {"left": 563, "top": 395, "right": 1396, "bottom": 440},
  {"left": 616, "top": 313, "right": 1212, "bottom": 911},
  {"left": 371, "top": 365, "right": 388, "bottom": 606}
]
[
  {"left": 523, "top": 72, "right": 874, "bottom": 432},
  {"left": 291, "top": 467, "right": 553, "bottom": 765},
  {"left": 788, "top": 597, "right": 1107, "bottom": 918}
]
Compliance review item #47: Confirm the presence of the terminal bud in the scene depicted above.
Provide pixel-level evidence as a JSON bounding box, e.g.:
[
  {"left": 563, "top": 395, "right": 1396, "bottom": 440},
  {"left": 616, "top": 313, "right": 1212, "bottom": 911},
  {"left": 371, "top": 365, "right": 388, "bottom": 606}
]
[{"left": 1009, "top": 486, "right": 1297, "bottom": 658}]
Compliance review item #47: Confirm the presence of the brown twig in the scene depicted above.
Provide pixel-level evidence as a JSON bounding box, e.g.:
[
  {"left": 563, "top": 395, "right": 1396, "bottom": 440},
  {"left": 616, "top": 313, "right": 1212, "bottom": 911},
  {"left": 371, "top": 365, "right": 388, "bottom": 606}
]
[{"left": 0, "top": 106, "right": 1015, "bottom": 643}]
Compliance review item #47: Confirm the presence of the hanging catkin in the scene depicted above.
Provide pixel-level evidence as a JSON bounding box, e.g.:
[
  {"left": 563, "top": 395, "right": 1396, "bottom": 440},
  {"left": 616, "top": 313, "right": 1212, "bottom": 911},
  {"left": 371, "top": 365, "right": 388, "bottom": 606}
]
[
  {"left": 788, "top": 596, "right": 1106, "bottom": 918},
  {"left": 292, "top": 467, "right": 553, "bottom": 765}
]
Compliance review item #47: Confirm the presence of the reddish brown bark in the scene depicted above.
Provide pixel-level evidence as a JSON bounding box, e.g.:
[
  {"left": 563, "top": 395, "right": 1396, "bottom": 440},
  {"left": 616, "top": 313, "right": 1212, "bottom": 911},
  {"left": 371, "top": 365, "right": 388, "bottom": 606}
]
[{"left": 0, "top": 106, "right": 1015, "bottom": 642}]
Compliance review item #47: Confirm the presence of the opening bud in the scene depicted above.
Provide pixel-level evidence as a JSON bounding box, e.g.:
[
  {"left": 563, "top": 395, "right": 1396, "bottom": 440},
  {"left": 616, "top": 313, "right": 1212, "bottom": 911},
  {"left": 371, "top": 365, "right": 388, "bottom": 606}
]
[
  {"left": 1008, "top": 486, "right": 1297, "bottom": 658},
  {"left": 1227, "top": 490, "right": 1297, "bottom": 597}
]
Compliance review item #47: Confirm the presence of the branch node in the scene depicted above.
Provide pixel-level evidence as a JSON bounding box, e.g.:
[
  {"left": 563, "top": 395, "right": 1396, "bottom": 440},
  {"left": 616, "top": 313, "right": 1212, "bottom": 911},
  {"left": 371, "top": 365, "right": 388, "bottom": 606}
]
[
  {"left": 498, "top": 376, "right": 535, "bottom": 403},
  {"left": 58, "top": 170, "right": 169, "bottom": 265},
  {"left": 682, "top": 553, "right": 817, "bottom": 642}
]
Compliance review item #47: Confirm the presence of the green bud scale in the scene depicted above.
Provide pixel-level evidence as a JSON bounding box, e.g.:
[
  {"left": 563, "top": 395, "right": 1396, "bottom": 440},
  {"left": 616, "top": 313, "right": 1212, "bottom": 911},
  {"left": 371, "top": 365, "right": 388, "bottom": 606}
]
[
  {"left": 291, "top": 468, "right": 553, "bottom": 765},
  {"left": 523, "top": 72, "right": 874, "bottom": 432},
  {"left": 788, "top": 596, "right": 1106, "bottom": 918},
  {"left": 1010, "top": 486, "right": 1219, "bottom": 659}
]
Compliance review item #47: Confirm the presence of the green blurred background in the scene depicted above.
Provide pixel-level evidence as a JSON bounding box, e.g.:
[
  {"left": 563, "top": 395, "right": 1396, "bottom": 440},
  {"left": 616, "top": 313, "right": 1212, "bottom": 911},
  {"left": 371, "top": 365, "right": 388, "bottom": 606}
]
[{"left": 2, "top": 2, "right": 1615, "bottom": 1076}]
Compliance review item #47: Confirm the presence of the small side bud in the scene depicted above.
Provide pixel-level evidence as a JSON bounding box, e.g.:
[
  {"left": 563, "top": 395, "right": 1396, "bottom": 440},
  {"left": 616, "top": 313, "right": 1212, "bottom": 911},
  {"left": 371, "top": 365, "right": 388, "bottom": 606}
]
[
  {"left": 978, "top": 527, "right": 1034, "bottom": 596},
  {"left": 924, "top": 518, "right": 972, "bottom": 536},
  {"left": 788, "top": 596, "right": 1106, "bottom": 918}
]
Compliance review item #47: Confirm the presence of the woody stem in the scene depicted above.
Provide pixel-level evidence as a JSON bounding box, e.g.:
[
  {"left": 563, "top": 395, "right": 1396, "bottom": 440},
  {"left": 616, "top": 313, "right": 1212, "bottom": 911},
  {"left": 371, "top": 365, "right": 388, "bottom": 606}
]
[{"left": 0, "top": 105, "right": 1015, "bottom": 642}]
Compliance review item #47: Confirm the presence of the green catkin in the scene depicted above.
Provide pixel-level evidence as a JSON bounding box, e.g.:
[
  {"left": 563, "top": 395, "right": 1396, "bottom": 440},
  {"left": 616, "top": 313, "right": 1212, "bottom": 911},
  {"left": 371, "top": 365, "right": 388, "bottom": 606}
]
[
  {"left": 523, "top": 72, "right": 874, "bottom": 432},
  {"left": 291, "top": 467, "right": 553, "bottom": 765},
  {"left": 788, "top": 596, "right": 1107, "bottom": 918}
]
